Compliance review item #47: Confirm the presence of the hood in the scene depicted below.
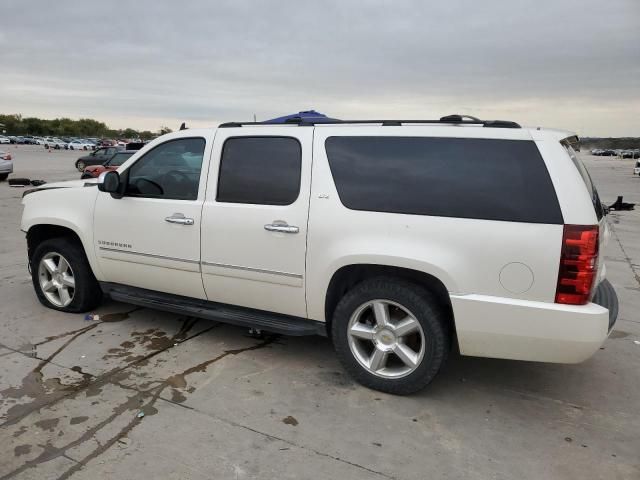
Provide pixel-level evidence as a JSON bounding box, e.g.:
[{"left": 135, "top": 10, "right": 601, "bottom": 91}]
[
  {"left": 21, "top": 178, "right": 98, "bottom": 200},
  {"left": 38, "top": 179, "right": 99, "bottom": 189}
]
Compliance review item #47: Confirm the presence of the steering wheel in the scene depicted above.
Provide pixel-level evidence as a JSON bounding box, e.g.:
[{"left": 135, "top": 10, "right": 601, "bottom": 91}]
[{"left": 132, "top": 177, "right": 164, "bottom": 195}]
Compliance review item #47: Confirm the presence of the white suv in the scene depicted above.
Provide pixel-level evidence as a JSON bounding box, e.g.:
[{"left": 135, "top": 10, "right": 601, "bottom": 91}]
[{"left": 20, "top": 115, "right": 618, "bottom": 394}]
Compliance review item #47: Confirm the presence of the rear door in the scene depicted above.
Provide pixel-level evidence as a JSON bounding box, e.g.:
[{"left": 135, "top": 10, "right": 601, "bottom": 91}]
[{"left": 200, "top": 127, "right": 313, "bottom": 317}]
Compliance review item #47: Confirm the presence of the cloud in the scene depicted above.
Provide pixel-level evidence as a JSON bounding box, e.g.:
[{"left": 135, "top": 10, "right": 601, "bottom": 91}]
[{"left": 0, "top": 0, "right": 638, "bottom": 135}]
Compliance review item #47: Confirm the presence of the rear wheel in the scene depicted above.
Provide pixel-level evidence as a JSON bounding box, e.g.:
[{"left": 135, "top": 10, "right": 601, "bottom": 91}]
[
  {"left": 0, "top": 173, "right": 7, "bottom": 181},
  {"left": 30, "top": 237, "right": 102, "bottom": 313},
  {"left": 331, "top": 277, "right": 450, "bottom": 395}
]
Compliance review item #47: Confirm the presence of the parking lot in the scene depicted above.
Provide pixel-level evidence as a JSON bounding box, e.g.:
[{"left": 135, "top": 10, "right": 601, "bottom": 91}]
[{"left": 0, "top": 146, "right": 639, "bottom": 479}]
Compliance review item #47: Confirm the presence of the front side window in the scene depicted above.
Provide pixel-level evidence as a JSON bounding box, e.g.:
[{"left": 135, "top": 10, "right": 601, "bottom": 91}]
[
  {"left": 325, "top": 136, "right": 564, "bottom": 224},
  {"left": 217, "top": 136, "right": 301, "bottom": 205},
  {"left": 125, "top": 137, "right": 205, "bottom": 200}
]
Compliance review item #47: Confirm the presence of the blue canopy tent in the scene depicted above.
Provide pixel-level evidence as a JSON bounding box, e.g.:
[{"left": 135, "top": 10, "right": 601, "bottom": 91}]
[{"left": 264, "top": 110, "right": 339, "bottom": 124}]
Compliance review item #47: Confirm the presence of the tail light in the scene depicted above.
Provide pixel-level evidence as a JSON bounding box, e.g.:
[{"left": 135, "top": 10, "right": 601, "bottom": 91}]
[{"left": 555, "top": 225, "right": 599, "bottom": 305}]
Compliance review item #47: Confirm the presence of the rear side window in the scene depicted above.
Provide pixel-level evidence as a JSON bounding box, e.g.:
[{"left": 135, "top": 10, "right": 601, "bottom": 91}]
[
  {"left": 561, "top": 142, "right": 604, "bottom": 220},
  {"left": 325, "top": 136, "right": 563, "bottom": 224},
  {"left": 217, "top": 137, "right": 301, "bottom": 205}
]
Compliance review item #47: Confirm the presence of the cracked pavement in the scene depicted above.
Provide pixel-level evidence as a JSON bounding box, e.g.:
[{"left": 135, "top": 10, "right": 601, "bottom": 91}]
[{"left": 0, "top": 146, "right": 639, "bottom": 479}]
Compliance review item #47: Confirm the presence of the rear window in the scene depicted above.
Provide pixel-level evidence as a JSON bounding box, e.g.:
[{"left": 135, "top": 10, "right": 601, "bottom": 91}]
[
  {"left": 561, "top": 142, "right": 604, "bottom": 220},
  {"left": 325, "top": 136, "right": 563, "bottom": 224}
]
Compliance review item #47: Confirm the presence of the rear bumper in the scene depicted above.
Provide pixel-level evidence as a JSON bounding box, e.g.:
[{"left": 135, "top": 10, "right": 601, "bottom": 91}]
[{"left": 452, "top": 281, "right": 618, "bottom": 364}]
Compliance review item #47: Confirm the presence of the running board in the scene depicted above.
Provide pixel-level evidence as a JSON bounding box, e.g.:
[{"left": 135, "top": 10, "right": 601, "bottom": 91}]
[{"left": 100, "top": 282, "right": 326, "bottom": 336}]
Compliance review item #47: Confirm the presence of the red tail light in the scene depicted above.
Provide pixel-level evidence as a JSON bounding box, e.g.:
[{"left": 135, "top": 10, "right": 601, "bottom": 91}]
[{"left": 555, "top": 225, "right": 599, "bottom": 305}]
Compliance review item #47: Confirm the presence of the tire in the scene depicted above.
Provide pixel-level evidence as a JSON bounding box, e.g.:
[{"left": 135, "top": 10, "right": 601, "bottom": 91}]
[
  {"left": 76, "top": 160, "right": 86, "bottom": 171},
  {"left": 331, "top": 277, "right": 450, "bottom": 395},
  {"left": 30, "top": 237, "right": 103, "bottom": 313},
  {"left": 0, "top": 173, "right": 8, "bottom": 181}
]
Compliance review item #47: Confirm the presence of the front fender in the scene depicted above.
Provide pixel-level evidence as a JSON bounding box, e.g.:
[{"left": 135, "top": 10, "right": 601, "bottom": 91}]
[{"left": 21, "top": 186, "right": 104, "bottom": 281}]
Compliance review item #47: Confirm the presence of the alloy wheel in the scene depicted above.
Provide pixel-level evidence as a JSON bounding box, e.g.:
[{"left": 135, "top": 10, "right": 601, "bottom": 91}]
[
  {"left": 347, "top": 299, "right": 426, "bottom": 379},
  {"left": 38, "top": 252, "right": 75, "bottom": 307}
]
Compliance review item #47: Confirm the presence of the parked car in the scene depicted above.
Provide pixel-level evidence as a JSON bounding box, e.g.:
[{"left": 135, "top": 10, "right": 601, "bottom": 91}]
[
  {"left": 44, "top": 138, "right": 67, "bottom": 149},
  {"left": 0, "top": 151, "right": 13, "bottom": 181},
  {"left": 0, "top": 136, "right": 10, "bottom": 144},
  {"left": 634, "top": 160, "right": 640, "bottom": 176},
  {"left": 20, "top": 115, "right": 618, "bottom": 394},
  {"left": 66, "top": 139, "right": 94, "bottom": 151},
  {"left": 74, "top": 146, "right": 119, "bottom": 171},
  {"left": 81, "top": 151, "right": 135, "bottom": 179}
]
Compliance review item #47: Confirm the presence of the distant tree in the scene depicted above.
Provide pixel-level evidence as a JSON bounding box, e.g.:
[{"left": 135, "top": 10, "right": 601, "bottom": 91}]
[{"left": 159, "top": 126, "right": 173, "bottom": 136}]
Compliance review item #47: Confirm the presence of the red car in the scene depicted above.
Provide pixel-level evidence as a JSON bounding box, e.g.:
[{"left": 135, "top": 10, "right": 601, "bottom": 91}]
[{"left": 81, "top": 151, "right": 134, "bottom": 179}]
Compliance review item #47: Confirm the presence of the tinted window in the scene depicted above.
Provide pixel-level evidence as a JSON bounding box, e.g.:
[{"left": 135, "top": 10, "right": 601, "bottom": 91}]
[
  {"left": 562, "top": 142, "right": 604, "bottom": 220},
  {"left": 325, "top": 136, "right": 563, "bottom": 224},
  {"left": 217, "top": 137, "right": 301, "bottom": 205},
  {"left": 125, "top": 137, "right": 205, "bottom": 201}
]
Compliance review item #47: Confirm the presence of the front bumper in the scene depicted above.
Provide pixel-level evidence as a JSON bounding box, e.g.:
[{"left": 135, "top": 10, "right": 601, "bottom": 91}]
[{"left": 452, "top": 281, "right": 618, "bottom": 364}]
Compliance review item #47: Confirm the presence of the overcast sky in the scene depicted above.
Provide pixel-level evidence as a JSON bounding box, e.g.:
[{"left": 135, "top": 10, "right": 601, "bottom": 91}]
[{"left": 1, "top": 0, "right": 638, "bottom": 136}]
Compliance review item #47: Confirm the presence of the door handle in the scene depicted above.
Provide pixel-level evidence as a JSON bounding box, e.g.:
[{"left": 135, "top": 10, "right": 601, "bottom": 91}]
[
  {"left": 165, "top": 213, "right": 194, "bottom": 226},
  {"left": 264, "top": 222, "right": 299, "bottom": 234}
]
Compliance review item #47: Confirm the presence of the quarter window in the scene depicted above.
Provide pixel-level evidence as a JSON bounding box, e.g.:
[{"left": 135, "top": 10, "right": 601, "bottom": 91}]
[
  {"left": 217, "top": 136, "right": 301, "bottom": 205},
  {"left": 124, "top": 137, "right": 205, "bottom": 201},
  {"left": 325, "top": 136, "right": 563, "bottom": 224}
]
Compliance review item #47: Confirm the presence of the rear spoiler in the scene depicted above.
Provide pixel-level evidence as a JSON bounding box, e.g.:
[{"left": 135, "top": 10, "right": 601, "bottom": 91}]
[{"left": 562, "top": 135, "right": 581, "bottom": 152}]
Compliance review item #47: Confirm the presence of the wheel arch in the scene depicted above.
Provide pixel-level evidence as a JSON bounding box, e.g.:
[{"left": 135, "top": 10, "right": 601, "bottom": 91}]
[
  {"left": 324, "top": 264, "right": 455, "bottom": 337},
  {"left": 27, "top": 224, "right": 83, "bottom": 262}
]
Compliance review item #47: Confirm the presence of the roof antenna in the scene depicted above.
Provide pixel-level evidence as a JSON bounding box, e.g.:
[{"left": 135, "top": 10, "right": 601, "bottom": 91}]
[{"left": 179, "top": 122, "right": 187, "bottom": 130}]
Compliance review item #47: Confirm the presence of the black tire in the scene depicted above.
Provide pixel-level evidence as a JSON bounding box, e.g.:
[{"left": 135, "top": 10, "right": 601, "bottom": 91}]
[
  {"left": 331, "top": 277, "right": 450, "bottom": 395},
  {"left": 0, "top": 173, "right": 8, "bottom": 181},
  {"left": 30, "top": 237, "right": 103, "bottom": 313},
  {"left": 76, "top": 160, "right": 85, "bottom": 171}
]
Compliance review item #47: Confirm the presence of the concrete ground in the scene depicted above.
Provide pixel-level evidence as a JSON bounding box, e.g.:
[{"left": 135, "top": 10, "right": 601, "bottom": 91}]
[{"left": 0, "top": 145, "right": 638, "bottom": 480}]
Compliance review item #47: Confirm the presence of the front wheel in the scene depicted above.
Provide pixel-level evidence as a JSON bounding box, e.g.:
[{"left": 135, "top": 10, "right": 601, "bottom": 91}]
[
  {"left": 30, "top": 237, "right": 102, "bottom": 313},
  {"left": 0, "top": 173, "right": 8, "bottom": 181},
  {"left": 76, "top": 160, "right": 86, "bottom": 171},
  {"left": 331, "top": 277, "right": 450, "bottom": 395}
]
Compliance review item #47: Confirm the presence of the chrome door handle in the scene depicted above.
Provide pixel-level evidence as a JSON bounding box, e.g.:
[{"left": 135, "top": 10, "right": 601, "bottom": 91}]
[
  {"left": 264, "top": 223, "right": 299, "bottom": 234},
  {"left": 165, "top": 213, "right": 194, "bottom": 226}
]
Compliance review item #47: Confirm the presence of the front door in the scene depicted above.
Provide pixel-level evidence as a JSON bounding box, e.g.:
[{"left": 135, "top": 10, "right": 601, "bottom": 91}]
[
  {"left": 200, "top": 127, "right": 313, "bottom": 317},
  {"left": 93, "top": 134, "right": 212, "bottom": 299}
]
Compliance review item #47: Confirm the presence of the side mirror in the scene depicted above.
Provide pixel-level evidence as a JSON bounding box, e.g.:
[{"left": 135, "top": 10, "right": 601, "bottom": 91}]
[{"left": 98, "top": 171, "right": 122, "bottom": 197}]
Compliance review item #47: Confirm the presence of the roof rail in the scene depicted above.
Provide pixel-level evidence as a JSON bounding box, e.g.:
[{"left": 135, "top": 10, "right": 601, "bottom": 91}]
[{"left": 219, "top": 115, "right": 521, "bottom": 129}]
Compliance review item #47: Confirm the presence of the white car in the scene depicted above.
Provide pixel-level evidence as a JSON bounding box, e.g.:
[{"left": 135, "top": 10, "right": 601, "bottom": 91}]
[
  {"left": 20, "top": 114, "right": 618, "bottom": 394},
  {"left": 0, "top": 150, "right": 13, "bottom": 180},
  {"left": 44, "top": 138, "right": 66, "bottom": 149},
  {"left": 66, "top": 140, "right": 93, "bottom": 150},
  {"left": 634, "top": 160, "right": 640, "bottom": 176},
  {"left": 0, "top": 136, "right": 10, "bottom": 144}
]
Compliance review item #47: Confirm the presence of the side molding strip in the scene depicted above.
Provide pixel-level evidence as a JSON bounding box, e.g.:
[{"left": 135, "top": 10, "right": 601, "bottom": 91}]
[
  {"left": 201, "top": 261, "right": 303, "bottom": 279},
  {"left": 99, "top": 247, "right": 200, "bottom": 265}
]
